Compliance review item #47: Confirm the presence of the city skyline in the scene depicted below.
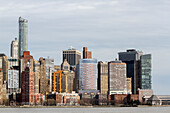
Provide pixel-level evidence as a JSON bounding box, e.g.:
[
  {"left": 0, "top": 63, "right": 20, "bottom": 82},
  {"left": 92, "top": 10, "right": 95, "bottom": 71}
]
[{"left": 0, "top": 0, "right": 170, "bottom": 96}]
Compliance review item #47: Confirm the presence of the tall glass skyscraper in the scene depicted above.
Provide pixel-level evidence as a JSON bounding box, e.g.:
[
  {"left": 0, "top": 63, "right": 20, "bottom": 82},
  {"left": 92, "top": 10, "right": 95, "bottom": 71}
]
[
  {"left": 19, "top": 17, "right": 28, "bottom": 57},
  {"left": 140, "top": 54, "right": 152, "bottom": 89}
]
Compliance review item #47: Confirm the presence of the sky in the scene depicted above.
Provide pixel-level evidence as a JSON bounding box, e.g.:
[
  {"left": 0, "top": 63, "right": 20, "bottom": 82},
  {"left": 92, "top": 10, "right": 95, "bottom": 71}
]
[{"left": 0, "top": 0, "right": 170, "bottom": 95}]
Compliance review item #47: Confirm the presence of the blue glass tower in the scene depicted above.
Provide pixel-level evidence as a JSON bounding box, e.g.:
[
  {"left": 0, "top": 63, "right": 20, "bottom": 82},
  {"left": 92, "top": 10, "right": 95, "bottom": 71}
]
[
  {"left": 19, "top": 17, "right": 28, "bottom": 57},
  {"left": 140, "top": 54, "right": 152, "bottom": 89}
]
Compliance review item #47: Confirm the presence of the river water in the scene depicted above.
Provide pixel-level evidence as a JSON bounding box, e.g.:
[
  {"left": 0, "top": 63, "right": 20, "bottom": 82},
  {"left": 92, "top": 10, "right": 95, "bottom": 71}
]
[{"left": 0, "top": 107, "right": 170, "bottom": 113}]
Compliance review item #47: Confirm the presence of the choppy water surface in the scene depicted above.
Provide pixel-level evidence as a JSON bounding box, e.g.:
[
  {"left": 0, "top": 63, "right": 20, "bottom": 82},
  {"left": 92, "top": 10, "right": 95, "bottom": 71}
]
[{"left": 0, "top": 107, "right": 170, "bottom": 113}]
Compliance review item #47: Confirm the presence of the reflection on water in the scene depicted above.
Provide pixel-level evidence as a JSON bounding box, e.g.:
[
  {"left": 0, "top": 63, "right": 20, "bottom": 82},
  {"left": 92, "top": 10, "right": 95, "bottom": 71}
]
[{"left": 0, "top": 107, "right": 170, "bottom": 113}]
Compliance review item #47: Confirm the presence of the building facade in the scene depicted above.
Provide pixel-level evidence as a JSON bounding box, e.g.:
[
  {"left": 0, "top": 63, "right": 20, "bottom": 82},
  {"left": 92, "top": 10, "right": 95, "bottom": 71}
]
[
  {"left": 63, "top": 47, "right": 81, "bottom": 67},
  {"left": 47, "top": 91, "right": 80, "bottom": 106},
  {"left": 44, "top": 58, "right": 54, "bottom": 92},
  {"left": 139, "top": 54, "right": 152, "bottom": 89},
  {"left": 7, "top": 69, "right": 19, "bottom": 96},
  {"left": 21, "top": 66, "right": 43, "bottom": 105},
  {"left": 118, "top": 49, "right": 143, "bottom": 94},
  {"left": 52, "top": 70, "right": 75, "bottom": 93},
  {"left": 20, "top": 51, "right": 34, "bottom": 91},
  {"left": 77, "top": 59, "right": 98, "bottom": 91},
  {"left": 34, "top": 60, "right": 40, "bottom": 94},
  {"left": 19, "top": 17, "right": 28, "bottom": 57},
  {"left": 108, "top": 61, "right": 127, "bottom": 95},
  {"left": 39, "top": 57, "right": 48, "bottom": 94},
  {"left": 11, "top": 38, "right": 19, "bottom": 59},
  {"left": 119, "top": 49, "right": 152, "bottom": 94},
  {"left": 21, "top": 66, "right": 34, "bottom": 105},
  {"left": 98, "top": 62, "right": 108, "bottom": 95}
]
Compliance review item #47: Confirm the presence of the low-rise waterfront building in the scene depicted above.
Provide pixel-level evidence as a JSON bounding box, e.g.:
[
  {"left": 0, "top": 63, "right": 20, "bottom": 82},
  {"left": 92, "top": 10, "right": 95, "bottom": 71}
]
[{"left": 47, "top": 91, "right": 80, "bottom": 106}]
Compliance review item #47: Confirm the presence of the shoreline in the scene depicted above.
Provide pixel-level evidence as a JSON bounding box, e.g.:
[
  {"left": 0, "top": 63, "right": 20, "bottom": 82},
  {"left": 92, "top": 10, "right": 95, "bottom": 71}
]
[{"left": 0, "top": 105, "right": 170, "bottom": 108}]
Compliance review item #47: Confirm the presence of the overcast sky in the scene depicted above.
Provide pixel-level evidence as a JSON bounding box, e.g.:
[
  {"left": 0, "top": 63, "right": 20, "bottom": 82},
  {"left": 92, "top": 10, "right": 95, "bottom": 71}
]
[{"left": 0, "top": 0, "right": 170, "bottom": 95}]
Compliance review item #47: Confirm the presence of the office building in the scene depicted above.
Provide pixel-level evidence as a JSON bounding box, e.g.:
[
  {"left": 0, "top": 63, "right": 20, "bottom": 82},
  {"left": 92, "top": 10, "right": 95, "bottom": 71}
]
[
  {"left": 19, "top": 17, "right": 28, "bottom": 57},
  {"left": 139, "top": 54, "right": 152, "bottom": 89},
  {"left": 20, "top": 51, "right": 34, "bottom": 90},
  {"left": 7, "top": 69, "right": 19, "bottom": 96},
  {"left": 39, "top": 57, "right": 48, "bottom": 94},
  {"left": 44, "top": 58, "right": 54, "bottom": 92},
  {"left": 34, "top": 60, "right": 40, "bottom": 94},
  {"left": 11, "top": 38, "right": 19, "bottom": 58},
  {"left": 21, "top": 65, "right": 43, "bottom": 105},
  {"left": 52, "top": 70, "right": 75, "bottom": 93},
  {"left": 118, "top": 49, "right": 143, "bottom": 94},
  {"left": 77, "top": 59, "right": 98, "bottom": 91},
  {"left": 98, "top": 62, "right": 108, "bottom": 95},
  {"left": 63, "top": 47, "right": 81, "bottom": 67},
  {"left": 21, "top": 66, "right": 34, "bottom": 105},
  {"left": 119, "top": 49, "right": 152, "bottom": 94},
  {"left": 108, "top": 60, "right": 127, "bottom": 95},
  {"left": 83, "top": 47, "right": 92, "bottom": 59},
  {"left": 45, "top": 58, "right": 54, "bottom": 79}
]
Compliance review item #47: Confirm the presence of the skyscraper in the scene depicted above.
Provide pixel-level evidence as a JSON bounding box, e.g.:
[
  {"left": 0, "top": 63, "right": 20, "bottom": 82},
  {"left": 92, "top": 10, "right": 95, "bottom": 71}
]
[
  {"left": 118, "top": 49, "right": 143, "bottom": 94},
  {"left": 108, "top": 61, "right": 127, "bottom": 95},
  {"left": 118, "top": 49, "right": 152, "bottom": 94},
  {"left": 21, "top": 66, "right": 35, "bottom": 105},
  {"left": 63, "top": 47, "right": 81, "bottom": 67},
  {"left": 21, "top": 65, "right": 43, "bottom": 105},
  {"left": 139, "top": 54, "right": 152, "bottom": 89},
  {"left": 20, "top": 51, "right": 34, "bottom": 89},
  {"left": 19, "top": 17, "right": 28, "bottom": 57},
  {"left": 98, "top": 62, "right": 108, "bottom": 95},
  {"left": 34, "top": 60, "right": 40, "bottom": 94},
  {"left": 39, "top": 57, "right": 48, "bottom": 94},
  {"left": 52, "top": 70, "right": 75, "bottom": 93},
  {"left": 77, "top": 59, "right": 98, "bottom": 91},
  {"left": 7, "top": 69, "right": 19, "bottom": 96},
  {"left": 11, "top": 38, "right": 19, "bottom": 58},
  {"left": 45, "top": 58, "right": 54, "bottom": 92}
]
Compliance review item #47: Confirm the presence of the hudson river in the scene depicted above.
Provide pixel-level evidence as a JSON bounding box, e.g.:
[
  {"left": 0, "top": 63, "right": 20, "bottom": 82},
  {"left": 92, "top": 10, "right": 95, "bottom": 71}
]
[{"left": 0, "top": 107, "right": 170, "bottom": 113}]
